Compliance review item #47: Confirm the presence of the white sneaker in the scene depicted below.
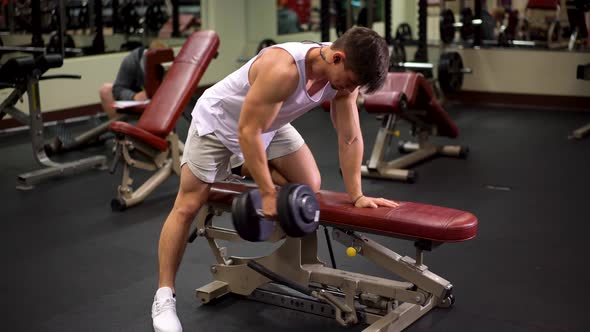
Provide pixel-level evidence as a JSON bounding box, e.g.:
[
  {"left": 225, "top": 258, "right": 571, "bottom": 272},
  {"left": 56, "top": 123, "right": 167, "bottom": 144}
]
[{"left": 152, "top": 287, "right": 182, "bottom": 332}]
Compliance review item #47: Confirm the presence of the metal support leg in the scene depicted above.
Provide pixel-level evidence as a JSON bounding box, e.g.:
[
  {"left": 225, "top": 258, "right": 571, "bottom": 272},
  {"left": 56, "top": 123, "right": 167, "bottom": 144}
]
[
  {"left": 571, "top": 122, "right": 590, "bottom": 139},
  {"left": 16, "top": 79, "right": 106, "bottom": 190}
]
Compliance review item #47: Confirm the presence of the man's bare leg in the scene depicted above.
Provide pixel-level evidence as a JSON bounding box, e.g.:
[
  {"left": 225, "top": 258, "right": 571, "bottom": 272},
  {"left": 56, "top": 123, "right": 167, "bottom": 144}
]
[
  {"left": 153, "top": 165, "right": 210, "bottom": 332},
  {"left": 240, "top": 162, "right": 289, "bottom": 186},
  {"left": 98, "top": 83, "right": 117, "bottom": 119},
  {"left": 240, "top": 144, "right": 321, "bottom": 192},
  {"left": 159, "top": 165, "right": 211, "bottom": 289}
]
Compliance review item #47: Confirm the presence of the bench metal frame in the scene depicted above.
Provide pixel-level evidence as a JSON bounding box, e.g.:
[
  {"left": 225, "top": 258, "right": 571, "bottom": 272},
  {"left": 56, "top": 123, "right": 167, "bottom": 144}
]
[
  {"left": 0, "top": 68, "right": 106, "bottom": 190},
  {"left": 361, "top": 112, "right": 466, "bottom": 183},
  {"left": 194, "top": 203, "right": 455, "bottom": 332},
  {"left": 110, "top": 131, "right": 184, "bottom": 210}
]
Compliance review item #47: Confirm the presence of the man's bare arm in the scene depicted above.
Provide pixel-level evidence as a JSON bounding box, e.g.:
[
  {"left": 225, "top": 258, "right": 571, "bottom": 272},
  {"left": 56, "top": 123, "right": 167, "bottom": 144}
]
[
  {"left": 331, "top": 90, "right": 399, "bottom": 208},
  {"left": 238, "top": 49, "right": 299, "bottom": 212}
]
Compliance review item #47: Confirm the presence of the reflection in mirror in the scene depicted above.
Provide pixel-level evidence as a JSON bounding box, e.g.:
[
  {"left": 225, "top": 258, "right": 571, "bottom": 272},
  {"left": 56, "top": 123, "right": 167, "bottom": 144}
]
[
  {"left": 105, "top": 0, "right": 201, "bottom": 53},
  {"left": 276, "top": 0, "right": 384, "bottom": 35},
  {"left": 431, "top": 0, "right": 588, "bottom": 52},
  {"left": 277, "top": 0, "right": 321, "bottom": 34},
  {"left": 0, "top": 0, "right": 201, "bottom": 61},
  {"left": 354, "top": 0, "right": 384, "bottom": 28}
]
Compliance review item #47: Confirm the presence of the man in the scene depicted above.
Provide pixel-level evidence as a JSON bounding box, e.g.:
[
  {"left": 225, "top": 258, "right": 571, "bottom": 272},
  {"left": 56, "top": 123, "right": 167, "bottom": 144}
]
[
  {"left": 277, "top": 0, "right": 303, "bottom": 34},
  {"left": 151, "top": 27, "right": 399, "bottom": 332},
  {"left": 98, "top": 39, "right": 168, "bottom": 119}
]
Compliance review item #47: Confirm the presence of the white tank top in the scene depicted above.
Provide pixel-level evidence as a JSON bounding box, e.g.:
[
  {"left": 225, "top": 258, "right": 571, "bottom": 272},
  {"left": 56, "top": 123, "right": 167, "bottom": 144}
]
[{"left": 191, "top": 42, "right": 337, "bottom": 156}]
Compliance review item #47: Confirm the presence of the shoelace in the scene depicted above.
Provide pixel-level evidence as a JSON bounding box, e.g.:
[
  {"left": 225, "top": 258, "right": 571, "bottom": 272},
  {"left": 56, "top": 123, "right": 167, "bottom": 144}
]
[{"left": 153, "top": 298, "right": 176, "bottom": 316}]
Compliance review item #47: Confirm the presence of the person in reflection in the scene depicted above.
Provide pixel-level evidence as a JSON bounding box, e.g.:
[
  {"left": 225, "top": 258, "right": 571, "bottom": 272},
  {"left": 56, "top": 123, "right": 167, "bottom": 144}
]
[
  {"left": 277, "top": 0, "right": 303, "bottom": 34},
  {"left": 98, "top": 39, "right": 168, "bottom": 119}
]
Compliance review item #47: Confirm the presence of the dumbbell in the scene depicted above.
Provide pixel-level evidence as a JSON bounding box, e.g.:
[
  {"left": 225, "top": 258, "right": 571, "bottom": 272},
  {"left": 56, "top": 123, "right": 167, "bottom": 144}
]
[
  {"left": 390, "top": 49, "right": 473, "bottom": 94},
  {"left": 145, "top": 3, "right": 168, "bottom": 32},
  {"left": 440, "top": 8, "right": 483, "bottom": 43},
  {"left": 231, "top": 183, "right": 320, "bottom": 242}
]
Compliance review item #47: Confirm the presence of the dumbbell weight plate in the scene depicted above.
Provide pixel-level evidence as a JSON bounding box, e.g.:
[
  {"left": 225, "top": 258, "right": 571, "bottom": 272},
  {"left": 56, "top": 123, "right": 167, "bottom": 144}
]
[
  {"left": 231, "top": 189, "right": 276, "bottom": 242},
  {"left": 145, "top": 4, "right": 168, "bottom": 32},
  {"left": 438, "top": 52, "right": 464, "bottom": 94},
  {"left": 389, "top": 40, "right": 407, "bottom": 72},
  {"left": 395, "top": 23, "right": 413, "bottom": 43},
  {"left": 460, "top": 8, "right": 475, "bottom": 41},
  {"left": 440, "top": 9, "right": 456, "bottom": 44},
  {"left": 277, "top": 184, "right": 320, "bottom": 238},
  {"left": 46, "top": 33, "right": 77, "bottom": 56}
]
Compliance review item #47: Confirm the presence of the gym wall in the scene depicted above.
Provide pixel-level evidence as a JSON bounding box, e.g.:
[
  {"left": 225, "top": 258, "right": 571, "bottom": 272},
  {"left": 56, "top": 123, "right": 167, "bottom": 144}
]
[{"left": 2, "top": 0, "right": 588, "bottom": 118}]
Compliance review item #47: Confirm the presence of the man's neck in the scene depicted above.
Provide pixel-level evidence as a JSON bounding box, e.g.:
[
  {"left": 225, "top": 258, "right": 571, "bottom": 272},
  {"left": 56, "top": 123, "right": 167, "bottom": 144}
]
[{"left": 305, "top": 47, "right": 328, "bottom": 83}]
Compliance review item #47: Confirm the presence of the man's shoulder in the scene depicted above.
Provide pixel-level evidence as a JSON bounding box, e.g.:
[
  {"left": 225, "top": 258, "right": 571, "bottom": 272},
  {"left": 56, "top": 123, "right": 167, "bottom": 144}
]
[
  {"left": 259, "top": 47, "right": 297, "bottom": 66},
  {"left": 123, "top": 47, "right": 144, "bottom": 60}
]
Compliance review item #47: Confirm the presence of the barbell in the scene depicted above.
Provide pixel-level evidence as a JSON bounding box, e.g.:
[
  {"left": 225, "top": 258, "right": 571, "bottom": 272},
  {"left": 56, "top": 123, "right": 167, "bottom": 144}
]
[
  {"left": 440, "top": 8, "right": 483, "bottom": 43},
  {"left": 145, "top": 3, "right": 169, "bottom": 32},
  {"left": 389, "top": 46, "right": 473, "bottom": 94},
  {"left": 231, "top": 183, "right": 320, "bottom": 242}
]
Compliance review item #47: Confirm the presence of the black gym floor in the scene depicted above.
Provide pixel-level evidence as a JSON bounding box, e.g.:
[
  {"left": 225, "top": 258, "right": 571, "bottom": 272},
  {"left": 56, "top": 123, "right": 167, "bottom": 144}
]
[{"left": 1, "top": 104, "right": 589, "bottom": 332}]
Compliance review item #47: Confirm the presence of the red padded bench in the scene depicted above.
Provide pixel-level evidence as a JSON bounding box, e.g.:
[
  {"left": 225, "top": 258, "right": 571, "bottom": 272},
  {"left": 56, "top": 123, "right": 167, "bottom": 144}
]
[
  {"left": 194, "top": 181, "right": 478, "bottom": 330},
  {"left": 325, "top": 72, "right": 467, "bottom": 183},
  {"left": 109, "top": 30, "right": 220, "bottom": 211},
  {"left": 365, "top": 72, "right": 458, "bottom": 138},
  {"left": 208, "top": 182, "right": 477, "bottom": 242}
]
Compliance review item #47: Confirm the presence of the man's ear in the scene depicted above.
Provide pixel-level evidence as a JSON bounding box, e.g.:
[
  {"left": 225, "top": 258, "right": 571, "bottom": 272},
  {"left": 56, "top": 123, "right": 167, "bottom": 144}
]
[{"left": 333, "top": 51, "right": 345, "bottom": 64}]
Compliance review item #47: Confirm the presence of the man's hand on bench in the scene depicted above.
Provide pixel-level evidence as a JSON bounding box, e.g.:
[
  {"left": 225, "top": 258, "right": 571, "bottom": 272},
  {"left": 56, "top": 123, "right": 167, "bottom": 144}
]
[{"left": 354, "top": 195, "right": 400, "bottom": 209}]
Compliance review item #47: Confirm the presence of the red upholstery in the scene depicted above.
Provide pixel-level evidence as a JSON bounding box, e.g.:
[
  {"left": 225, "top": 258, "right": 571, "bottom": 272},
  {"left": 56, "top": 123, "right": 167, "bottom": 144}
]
[
  {"left": 363, "top": 72, "right": 459, "bottom": 138},
  {"left": 110, "top": 30, "right": 220, "bottom": 149},
  {"left": 321, "top": 92, "right": 408, "bottom": 114},
  {"left": 527, "top": 0, "right": 559, "bottom": 9},
  {"left": 377, "top": 72, "right": 433, "bottom": 108},
  {"left": 363, "top": 91, "right": 407, "bottom": 114},
  {"left": 427, "top": 99, "right": 458, "bottom": 138},
  {"left": 144, "top": 48, "right": 174, "bottom": 98},
  {"left": 208, "top": 183, "right": 478, "bottom": 243},
  {"left": 321, "top": 100, "right": 331, "bottom": 112},
  {"left": 110, "top": 121, "right": 168, "bottom": 151},
  {"left": 322, "top": 72, "right": 459, "bottom": 138},
  {"left": 138, "top": 30, "right": 219, "bottom": 137}
]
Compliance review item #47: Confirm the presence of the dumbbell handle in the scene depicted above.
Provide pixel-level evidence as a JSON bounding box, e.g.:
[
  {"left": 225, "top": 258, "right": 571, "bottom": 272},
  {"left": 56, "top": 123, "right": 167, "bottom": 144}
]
[
  {"left": 452, "top": 19, "right": 482, "bottom": 28},
  {"left": 395, "top": 62, "right": 434, "bottom": 70},
  {"left": 255, "top": 209, "right": 267, "bottom": 219},
  {"left": 445, "top": 68, "right": 473, "bottom": 74},
  {"left": 395, "top": 62, "right": 472, "bottom": 74}
]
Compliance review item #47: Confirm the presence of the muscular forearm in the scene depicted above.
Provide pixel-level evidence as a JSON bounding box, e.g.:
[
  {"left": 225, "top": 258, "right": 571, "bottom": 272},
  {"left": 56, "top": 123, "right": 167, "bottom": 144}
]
[
  {"left": 338, "top": 135, "right": 364, "bottom": 201},
  {"left": 239, "top": 131, "right": 276, "bottom": 196}
]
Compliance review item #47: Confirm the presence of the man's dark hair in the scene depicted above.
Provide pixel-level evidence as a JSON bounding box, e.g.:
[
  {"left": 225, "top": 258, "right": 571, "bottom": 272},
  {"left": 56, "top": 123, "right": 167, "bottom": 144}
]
[{"left": 331, "top": 27, "right": 389, "bottom": 93}]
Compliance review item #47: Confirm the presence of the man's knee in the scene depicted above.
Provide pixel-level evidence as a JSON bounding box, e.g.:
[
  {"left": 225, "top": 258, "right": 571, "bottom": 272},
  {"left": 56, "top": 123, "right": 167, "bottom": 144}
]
[
  {"left": 282, "top": 167, "right": 321, "bottom": 193},
  {"left": 306, "top": 173, "right": 321, "bottom": 193},
  {"left": 171, "top": 200, "right": 202, "bottom": 224},
  {"left": 99, "top": 83, "right": 113, "bottom": 101},
  {"left": 172, "top": 165, "right": 210, "bottom": 223}
]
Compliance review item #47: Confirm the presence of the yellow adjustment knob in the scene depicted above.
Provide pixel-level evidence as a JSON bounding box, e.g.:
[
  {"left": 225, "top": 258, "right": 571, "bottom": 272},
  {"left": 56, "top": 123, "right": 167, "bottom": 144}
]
[
  {"left": 393, "top": 130, "right": 400, "bottom": 137},
  {"left": 346, "top": 247, "right": 357, "bottom": 257}
]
